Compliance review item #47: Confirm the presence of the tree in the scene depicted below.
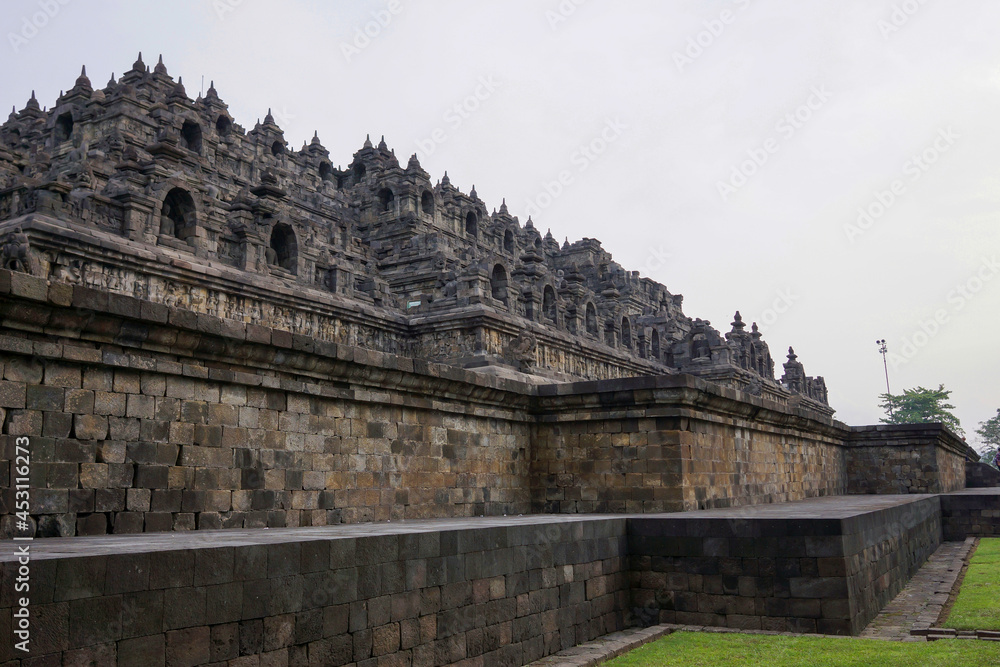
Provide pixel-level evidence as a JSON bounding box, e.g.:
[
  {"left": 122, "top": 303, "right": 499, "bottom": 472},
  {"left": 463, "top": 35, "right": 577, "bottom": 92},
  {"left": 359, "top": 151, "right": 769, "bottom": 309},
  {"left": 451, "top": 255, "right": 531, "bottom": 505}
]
[
  {"left": 977, "top": 409, "right": 1000, "bottom": 469},
  {"left": 879, "top": 384, "right": 964, "bottom": 436}
]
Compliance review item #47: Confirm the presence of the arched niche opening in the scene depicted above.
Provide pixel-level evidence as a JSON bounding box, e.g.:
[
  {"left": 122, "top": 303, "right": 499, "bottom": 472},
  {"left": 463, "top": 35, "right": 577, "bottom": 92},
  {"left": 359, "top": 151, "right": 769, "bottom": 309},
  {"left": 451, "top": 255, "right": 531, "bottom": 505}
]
[
  {"left": 420, "top": 190, "right": 434, "bottom": 216},
  {"left": 533, "top": 237, "right": 542, "bottom": 249},
  {"left": 270, "top": 140, "right": 285, "bottom": 157},
  {"left": 503, "top": 229, "right": 514, "bottom": 254},
  {"left": 621, "top": 317, "right": 632, "bottom": 350},
  {"left": 181, "top": 120, "right": 202, "bottom": 154},
  {"left": 604, "top": 321, "right": 615, "bottom": 347},
  {"left": 159, "top": 188, "right": 197, "bottom": 241},
  {"left": 54, "top": 112, "right": 73, "bottom": 144},
  {"left": 465, "top": 211, "right": 478, "bottom": 238},
  {"left": 319, "top": 162, "right": 333, "bottom": 182},
  {"left": 268, "top": 222, "right": 298, "bottom": 273},
  {"left": 353, "top": 163, "right": 366, "bottom": 185},
  {"left": 490, "top": 264, "right": 508, "bottom": 305},
  {"left": 378, "top": 188, "right": 394, "bottom": 213},
  {"left": 215, "top": 115, "right": 232, "bottom": 137},
  {"left": 543, "top": 285, "right": 557, "bottom": 322},
  {"left": 586, "top": 303, "right": 598, "bottom": 336}
]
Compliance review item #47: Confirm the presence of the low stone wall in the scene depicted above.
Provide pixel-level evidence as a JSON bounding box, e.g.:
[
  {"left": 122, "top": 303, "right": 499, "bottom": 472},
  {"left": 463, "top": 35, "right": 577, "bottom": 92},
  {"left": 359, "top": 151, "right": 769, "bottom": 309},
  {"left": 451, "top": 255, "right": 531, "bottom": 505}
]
[
  {"left": 531, "top": 378, "right": 848, "bottom": 514},
  {"left": 844, "top": 425, "right": 975, "bottom": 495},
  {"left": 627, "top": 495, "right": 942, "bottom": 636},
  {"left": 941, "top": 488, "right": 1000, "bottom": 540},
  {"left": 0, "top": 516, "right": 629, "bottom": 666},
  {"left": 966, "top": 461, "right": 1000, "bottom": 488}
]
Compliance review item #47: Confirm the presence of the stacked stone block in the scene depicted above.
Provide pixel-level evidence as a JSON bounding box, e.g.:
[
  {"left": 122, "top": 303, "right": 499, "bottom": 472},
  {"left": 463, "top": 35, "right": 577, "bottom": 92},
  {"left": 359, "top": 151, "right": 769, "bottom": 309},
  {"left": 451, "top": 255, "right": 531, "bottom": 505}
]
[
  {"left": 0, "top": 517, "right": 628, "bottom": 666},
  {"left": 531, "top": 378, "right": 848, "bottom": 515},
  {"left": 845, "top": 425, "right": 972, "bottom": 495},
  {"left": 628, "top": 495, "right": 942, "bottom": 636},
  {"left": 941, "top": 488, "right": 1000, "bottom": 540}
]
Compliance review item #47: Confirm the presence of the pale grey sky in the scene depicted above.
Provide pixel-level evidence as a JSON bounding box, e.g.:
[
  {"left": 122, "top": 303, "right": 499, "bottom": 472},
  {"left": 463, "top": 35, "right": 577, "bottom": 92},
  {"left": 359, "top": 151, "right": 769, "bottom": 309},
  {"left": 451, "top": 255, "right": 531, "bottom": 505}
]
[{"left": 3, "top": 0, "right": 998, "bottom": 443}]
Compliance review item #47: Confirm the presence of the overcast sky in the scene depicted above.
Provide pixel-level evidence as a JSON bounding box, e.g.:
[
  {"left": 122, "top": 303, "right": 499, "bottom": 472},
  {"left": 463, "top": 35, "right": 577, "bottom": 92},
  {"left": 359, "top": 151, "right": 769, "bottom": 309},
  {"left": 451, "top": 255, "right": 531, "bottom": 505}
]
[{"left": 3, "top": 1, "right": 998, "bottom": 444}]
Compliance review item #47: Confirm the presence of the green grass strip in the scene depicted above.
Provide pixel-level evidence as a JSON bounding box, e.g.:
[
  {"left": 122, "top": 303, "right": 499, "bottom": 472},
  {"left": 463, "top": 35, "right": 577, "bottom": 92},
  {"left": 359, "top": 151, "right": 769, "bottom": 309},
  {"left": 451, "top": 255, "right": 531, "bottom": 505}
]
[
  {"left": 602, "top": 631, "right": 1000, "bottom": 666},
  {"left": 946, "top": 538, "right": 1000, "bottom": 630}
]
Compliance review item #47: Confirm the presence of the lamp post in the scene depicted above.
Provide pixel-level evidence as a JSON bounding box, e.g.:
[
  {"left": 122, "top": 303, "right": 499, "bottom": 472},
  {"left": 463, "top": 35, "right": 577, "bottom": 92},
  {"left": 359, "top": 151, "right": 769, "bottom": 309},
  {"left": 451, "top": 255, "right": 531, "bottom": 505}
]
[{"left": 876, "top": 339, "right": 893, "bottom": 419}]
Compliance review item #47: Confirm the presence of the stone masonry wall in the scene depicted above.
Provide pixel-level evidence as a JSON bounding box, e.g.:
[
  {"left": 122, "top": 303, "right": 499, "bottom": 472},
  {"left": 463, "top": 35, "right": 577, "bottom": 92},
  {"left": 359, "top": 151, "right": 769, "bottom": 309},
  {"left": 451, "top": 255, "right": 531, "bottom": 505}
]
[
  {"left": 0, "top": 269, "right": 979, "bottom": 539},
  {"left": 844, "top": 425, "right": 974, "bottom": 495},
  {"left": 627, "top": 495, "right": 943, "bottom": 636},
  {"left": 842, "top": 495, "right": 941, "bottom": 633},
  {"left": 0, "top": 270, "right": 534, "bottom": 537},
  {"left": 941, "top": 488, "right": 1000, "bottom": 540},
  {"left": 0, "top": 517, "right": 628, "bottom": 666},
  {"left": 530, "top": 378, "right": 848, "bottom": 514}
]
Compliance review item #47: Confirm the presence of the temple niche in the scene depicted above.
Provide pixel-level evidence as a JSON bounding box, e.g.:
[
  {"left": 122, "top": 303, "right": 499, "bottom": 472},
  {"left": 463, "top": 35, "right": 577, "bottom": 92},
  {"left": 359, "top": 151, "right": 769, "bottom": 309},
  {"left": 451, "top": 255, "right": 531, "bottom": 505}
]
[{"left": 0, "top": 54, "right": 831, "bottom": 411}]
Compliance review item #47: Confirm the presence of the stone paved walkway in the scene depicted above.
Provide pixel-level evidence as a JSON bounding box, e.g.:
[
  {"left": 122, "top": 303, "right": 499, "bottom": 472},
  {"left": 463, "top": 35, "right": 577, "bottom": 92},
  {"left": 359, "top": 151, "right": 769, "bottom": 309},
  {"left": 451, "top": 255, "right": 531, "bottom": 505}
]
[{"left": 861, "top": 537, "right": 976, "bottom": 640}]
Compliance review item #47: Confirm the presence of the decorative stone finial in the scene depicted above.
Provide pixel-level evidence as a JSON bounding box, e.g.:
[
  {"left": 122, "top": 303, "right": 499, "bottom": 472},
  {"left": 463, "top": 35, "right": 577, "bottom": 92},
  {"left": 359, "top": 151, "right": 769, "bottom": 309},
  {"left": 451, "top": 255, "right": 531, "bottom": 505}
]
[
  {"left": 470, "top": 185, "right": 478, "bottom": 199},
  {"left": 499, "top": 198, "right": 508, "bottom": 214},
  {"left": 75, "top": 65, "right": 91, "bottom": 90},
  {"left": 363, "top": 134, "right": 373, "bottom": 148},
  {"left": 377, "top": 135, "right": 388, "bottom": 151},
  {"left": 169, "top": 77, "right": 186, "bottom": 100},
  {"left": 132, "top": 52, "right": 145, "bottom": 71},
  {"left": 154, "top": 54, "right": 168, "bottom": 76},
  {"left": 731, "top": 311, "right": 745, "bottom": 331},
  {"left": 441, "top": 171, "right": 451, "bottom": 186}
]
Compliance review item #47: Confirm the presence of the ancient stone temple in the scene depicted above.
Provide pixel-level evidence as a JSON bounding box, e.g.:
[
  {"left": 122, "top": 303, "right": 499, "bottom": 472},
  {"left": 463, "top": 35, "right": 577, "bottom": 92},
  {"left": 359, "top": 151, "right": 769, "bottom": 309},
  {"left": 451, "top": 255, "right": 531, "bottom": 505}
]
[
  {"left": 0, "top": 55, "right": 829, "bottom": 410},
  {"left": 1, "top": 57, "right": 996, "bottom": 666}
]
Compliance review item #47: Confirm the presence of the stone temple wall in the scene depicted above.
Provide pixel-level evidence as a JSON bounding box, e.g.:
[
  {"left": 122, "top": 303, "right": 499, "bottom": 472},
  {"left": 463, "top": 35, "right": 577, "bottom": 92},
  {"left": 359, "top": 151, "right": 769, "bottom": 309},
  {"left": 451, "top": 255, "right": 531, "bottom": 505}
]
[
  {"left": 531, "top": 379, "right": 848, "bottom": 515},
  {"left": 844, "top": 425, "right": 972, "bottom": 495},
  {"left": 0, "top": 268, "right": 979, "bottom": 538}
]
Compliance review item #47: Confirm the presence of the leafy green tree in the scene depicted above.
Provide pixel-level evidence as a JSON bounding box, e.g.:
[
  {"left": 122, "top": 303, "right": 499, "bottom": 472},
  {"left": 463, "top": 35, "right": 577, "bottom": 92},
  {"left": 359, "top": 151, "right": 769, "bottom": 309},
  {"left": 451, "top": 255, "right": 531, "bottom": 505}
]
[
  {"left": 977, "top": 409, "right": 1000, "bottom": 469},
  {"left": 879, "top": 384, "right": 964, "bottom": 436}
]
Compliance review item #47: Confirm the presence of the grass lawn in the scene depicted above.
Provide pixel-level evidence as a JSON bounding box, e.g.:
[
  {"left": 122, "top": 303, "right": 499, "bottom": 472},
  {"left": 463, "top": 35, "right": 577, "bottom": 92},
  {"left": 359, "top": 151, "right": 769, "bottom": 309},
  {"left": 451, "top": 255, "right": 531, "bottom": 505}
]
[
  {"left": 946, "top": 538, "right": 1000, "bottom": 630},
  {"left": 602, "top": 631, "right": 1000, "bottom": 666}
]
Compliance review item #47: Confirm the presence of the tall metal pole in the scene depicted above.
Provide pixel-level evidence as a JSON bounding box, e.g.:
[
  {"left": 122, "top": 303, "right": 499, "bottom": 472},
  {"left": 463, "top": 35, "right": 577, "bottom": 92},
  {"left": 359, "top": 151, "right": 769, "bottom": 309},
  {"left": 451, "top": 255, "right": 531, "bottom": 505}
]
[{"left": 876, "top": 339, "right": 893, "bottom": 419}]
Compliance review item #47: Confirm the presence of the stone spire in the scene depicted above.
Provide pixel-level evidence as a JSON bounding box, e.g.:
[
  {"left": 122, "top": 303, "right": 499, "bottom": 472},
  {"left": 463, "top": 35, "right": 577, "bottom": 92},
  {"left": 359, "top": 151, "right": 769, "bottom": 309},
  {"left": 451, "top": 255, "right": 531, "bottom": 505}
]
[
  {"left": 154, "top": 54, "right": 168, "bottom": 76},
  {"left": 363, "top": 134, "right": 373, "bottom": 149},
  {"left": 731, "top": 311, "right": 746, "bottom": 331},
  {"left": 169, "top": 77, "right": 187, "bottom": 101}
]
